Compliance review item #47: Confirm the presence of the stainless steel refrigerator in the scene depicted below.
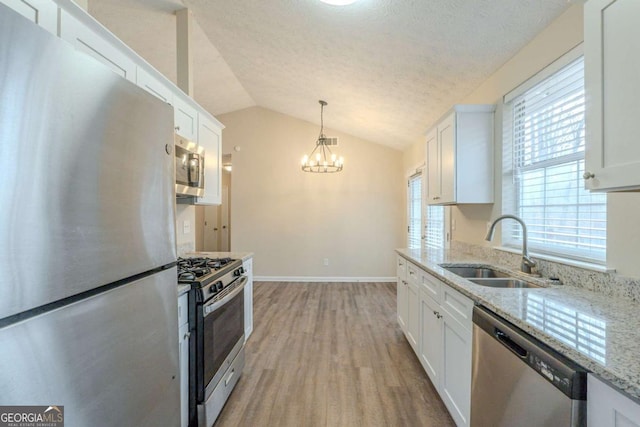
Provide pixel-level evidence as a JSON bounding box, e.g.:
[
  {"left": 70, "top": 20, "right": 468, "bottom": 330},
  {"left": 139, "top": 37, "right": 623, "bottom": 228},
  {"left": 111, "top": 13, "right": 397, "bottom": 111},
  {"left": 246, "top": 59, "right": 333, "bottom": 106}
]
[{"left": 0, "top": 4, "right": 180, "bottom": 426}]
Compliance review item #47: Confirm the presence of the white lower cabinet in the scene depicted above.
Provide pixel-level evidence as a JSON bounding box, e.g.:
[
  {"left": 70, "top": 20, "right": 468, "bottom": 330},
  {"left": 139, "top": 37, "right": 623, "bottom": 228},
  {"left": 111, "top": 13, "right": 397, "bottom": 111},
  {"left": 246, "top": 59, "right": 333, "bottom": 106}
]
[
  {"left": 440, "top": 307, "right": 472, "bottom": 427},
  {"left": 588, "top": 374, "right": 640, "bottom": 427},
  {"left": 396, "top": 256, "right": 408, "bottom": 332},
  {"left": 399, "top": 259, "right": 473, "bottom": 427},
  {"left": 420, "top": 291, "right": 442, "bottom": 386},
  {"left": 178, "top": 293, "right": 190, "bottom": 427},
  {"left": 406, "top": 263, "right": 420, "bottom": 351}
]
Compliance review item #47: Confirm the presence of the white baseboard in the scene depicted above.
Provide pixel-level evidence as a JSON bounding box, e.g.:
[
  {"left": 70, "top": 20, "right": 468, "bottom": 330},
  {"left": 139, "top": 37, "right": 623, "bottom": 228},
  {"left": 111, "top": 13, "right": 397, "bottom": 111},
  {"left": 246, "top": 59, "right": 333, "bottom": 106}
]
[{"left": 253, "top": 276, "right": 396, "bottom": 283}]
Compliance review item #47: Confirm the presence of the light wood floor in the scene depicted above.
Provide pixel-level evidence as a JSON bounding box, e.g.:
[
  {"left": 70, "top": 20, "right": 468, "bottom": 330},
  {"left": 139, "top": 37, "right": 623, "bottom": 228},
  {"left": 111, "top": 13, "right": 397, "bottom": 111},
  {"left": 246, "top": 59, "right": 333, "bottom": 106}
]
[{"left": 214, "top": 281, "right": 455, "bottom": 427}]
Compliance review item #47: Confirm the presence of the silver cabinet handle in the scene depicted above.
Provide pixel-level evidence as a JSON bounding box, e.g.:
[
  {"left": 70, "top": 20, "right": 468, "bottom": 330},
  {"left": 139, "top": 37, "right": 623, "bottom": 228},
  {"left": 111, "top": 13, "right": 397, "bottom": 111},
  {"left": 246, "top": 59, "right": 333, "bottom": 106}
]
[
  {"left": 437, "top": 313, "right": 443, "bottom": 319},
  {"left": 583, "top": 171, "right": 595, "bottom": 180},
  {"left": 433, "top": 196, "right": 440, "bottom": 200},
  {"left": 183, "top": 331, "right": 191, "bottom": 340}
]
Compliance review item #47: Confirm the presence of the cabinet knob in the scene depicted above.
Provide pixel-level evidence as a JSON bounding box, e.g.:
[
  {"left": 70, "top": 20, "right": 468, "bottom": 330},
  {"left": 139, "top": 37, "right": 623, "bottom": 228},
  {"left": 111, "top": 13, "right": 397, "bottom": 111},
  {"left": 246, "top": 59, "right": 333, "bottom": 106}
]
[
  {"left": 437, "top": 313, "right": 443, "bottom": 319},
  {"left": 433, "top": 310, "right": 437, "bottom": 316},
  {"left": 175, "top": 125, "right": 181, "bottom": 131},
  {"left": 433, "top": 196, "right": 440, "bottom": 200},
  {"left": 583, "top": 171, "right": 595, "bottom": 180},
  {"left": 183, "top": 331, "right": 191, "bottom": 340}
]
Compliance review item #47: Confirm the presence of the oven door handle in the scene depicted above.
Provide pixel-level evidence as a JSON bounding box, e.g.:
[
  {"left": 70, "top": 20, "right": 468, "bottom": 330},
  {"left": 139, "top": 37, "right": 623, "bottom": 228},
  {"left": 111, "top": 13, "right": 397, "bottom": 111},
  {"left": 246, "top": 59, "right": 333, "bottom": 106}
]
[{"left": 203, "top": 276, "right": 248, "bottom": 317}]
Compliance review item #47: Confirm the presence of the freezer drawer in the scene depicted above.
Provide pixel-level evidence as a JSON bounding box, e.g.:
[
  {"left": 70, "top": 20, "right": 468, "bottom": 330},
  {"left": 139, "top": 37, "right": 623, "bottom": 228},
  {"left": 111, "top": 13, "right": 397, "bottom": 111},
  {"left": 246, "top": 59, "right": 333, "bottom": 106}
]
[{"left": 0, "top": 268, "right": 180, "bottom": 427}]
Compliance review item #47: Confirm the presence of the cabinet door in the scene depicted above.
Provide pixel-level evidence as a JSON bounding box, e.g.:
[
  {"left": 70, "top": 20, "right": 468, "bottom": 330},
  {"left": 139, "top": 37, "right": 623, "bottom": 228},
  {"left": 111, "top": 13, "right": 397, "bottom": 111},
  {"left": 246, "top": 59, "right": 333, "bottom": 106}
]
[
  {"left": 406, "top": 265, "right": 420, "bottom": 350},
  {"left": 585, "top": 0, "right": 640, "bottom": 191},
  {"left": 426, "top": 128, "right": 440, "bottom": 204},
  {"left": 136, "top": 67, "right": 173, "bottom": 105},
  {"left": 196, "top": 116, "right": 222, "bottom": 205},
  {"left": 2, "top": 0, "right": 57, "bottom": 34},
  {"left": 438, "top": 113, "right": 456, "bottom": 204},
  {"left": 588, "top": 375, "right": 640, "bottom": 427},
  {"left": 419, "top": 291, "right": 441, "bottom": 388},
  {"left": 178, "top": 322, "right": 190, "bottom": 427},
  {"left": 243, "top": 258, "right": 254, "bottom": 340},
  {"left": 441, "top": 309, "right": 472, "bottom": 427},
  {"left": 173, "top": 96, "right": 198, "bottom": 141},
  {"left": 397, "top": 277, "right": 408, "bottom": 332},
  {"left": 59, "top": 10, "right": 136, "bottom": 82}
]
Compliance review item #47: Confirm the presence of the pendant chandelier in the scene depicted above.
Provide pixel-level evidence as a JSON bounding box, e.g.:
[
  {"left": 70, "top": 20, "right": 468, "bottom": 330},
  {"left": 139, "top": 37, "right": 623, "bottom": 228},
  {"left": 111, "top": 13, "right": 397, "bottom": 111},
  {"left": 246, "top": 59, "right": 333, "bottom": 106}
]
[{"left": 301, "top": 100, "right": 344, "bottom": 173}]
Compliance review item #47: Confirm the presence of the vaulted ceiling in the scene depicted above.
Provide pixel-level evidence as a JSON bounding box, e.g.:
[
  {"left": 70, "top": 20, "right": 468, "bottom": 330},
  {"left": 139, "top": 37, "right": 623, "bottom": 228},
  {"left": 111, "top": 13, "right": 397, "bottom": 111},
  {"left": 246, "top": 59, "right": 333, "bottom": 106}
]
[{"left": 89, "top": 0, "right": 572, "bottom": 150}]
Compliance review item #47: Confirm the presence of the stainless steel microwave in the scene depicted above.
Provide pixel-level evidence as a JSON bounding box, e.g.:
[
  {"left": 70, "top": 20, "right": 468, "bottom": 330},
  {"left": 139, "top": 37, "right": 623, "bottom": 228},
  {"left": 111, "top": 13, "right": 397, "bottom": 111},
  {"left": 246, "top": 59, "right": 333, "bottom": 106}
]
[{"left": 175, "top": 134, "right": 205, "bottom": 198}]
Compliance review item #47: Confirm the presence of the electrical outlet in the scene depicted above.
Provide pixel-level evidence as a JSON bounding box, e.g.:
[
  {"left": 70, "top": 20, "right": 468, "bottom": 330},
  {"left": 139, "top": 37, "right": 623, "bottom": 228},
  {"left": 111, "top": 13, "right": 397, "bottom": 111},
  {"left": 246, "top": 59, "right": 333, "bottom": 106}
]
[
  {"left": 183, "top": 220, "right": 191, "bottom": 234},
  {"left": 323, "top": 258, "right": 329, "bottom": 266}
]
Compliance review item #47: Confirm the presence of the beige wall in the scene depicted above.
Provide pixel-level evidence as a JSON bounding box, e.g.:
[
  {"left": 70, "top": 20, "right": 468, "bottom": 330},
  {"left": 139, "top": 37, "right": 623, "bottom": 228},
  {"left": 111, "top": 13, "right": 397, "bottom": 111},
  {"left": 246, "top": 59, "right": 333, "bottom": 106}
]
[
  {"left": 403, "top": 4, "right": 640, "bottom": 278},
  {"left": 176, "top": 204, "right": 196, "bottom": 254},
  {"left": 217, "top": 106, "right": 404, "bottom": 278}
]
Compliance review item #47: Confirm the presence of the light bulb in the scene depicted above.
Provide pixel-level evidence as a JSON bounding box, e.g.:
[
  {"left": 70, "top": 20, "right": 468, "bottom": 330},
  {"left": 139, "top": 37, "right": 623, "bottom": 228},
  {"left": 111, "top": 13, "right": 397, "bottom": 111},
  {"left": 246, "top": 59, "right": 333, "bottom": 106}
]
[
  {"left": 302, "top": 155, "right": 308, "bottom": 165},
  {"left": 331, "top": 154, "right": 337, "bottom": 163},
  {"left": 316, "top": 153, "right": 321, "bottom": 162},
  {"left": 309, "top": 160, "right": 315, "bottom": 167}
]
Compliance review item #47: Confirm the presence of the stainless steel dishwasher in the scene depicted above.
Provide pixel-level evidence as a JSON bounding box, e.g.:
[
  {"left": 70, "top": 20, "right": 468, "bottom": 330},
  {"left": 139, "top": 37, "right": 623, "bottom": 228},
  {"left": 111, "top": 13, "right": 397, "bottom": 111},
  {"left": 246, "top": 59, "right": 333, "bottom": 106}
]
[{"left": 471, "top": 306, "right": 587, "bottom": 427}]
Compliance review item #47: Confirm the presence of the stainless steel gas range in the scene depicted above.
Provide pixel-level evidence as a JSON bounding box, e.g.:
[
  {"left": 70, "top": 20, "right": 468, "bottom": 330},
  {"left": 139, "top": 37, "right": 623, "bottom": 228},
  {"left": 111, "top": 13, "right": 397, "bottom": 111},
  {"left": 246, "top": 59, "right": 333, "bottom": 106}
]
[{"left": 178, "top": 257, "right": 247, "bottom": 427}]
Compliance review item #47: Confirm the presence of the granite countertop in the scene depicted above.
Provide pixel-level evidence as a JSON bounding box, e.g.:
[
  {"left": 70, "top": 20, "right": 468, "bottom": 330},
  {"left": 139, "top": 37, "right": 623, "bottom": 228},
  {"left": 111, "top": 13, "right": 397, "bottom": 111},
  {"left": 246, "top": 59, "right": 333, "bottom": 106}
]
[
  {"left": 184, "top": 251, "right": 254, "bottom": 262},
  {"left": 396, "top": 247, "right": 640, "bottom": 402}
]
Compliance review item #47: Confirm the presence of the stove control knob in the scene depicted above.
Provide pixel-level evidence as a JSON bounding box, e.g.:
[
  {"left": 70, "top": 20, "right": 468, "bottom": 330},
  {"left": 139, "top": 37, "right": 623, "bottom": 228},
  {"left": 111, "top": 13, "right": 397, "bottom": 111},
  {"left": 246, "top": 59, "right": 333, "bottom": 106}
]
[
  {"left": 210, "top": 281, "right": 223, "bottom": 293},
  {"left": 234, "top": 267, "right": 244, "bottom": 277}
]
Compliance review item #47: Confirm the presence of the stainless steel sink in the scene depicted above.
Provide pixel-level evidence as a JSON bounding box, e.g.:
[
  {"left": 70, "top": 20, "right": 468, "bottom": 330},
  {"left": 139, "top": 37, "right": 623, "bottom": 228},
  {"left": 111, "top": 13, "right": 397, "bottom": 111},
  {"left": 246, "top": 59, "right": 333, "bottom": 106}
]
[
  {"left": 468, "top": 278, "right": 541, "bottom": 289},
  {"left": 441, "top": 265, "right": 511, "bottom": 279},
  {"left": 440, "top": 264, "right": 541, "bottom": 289}
]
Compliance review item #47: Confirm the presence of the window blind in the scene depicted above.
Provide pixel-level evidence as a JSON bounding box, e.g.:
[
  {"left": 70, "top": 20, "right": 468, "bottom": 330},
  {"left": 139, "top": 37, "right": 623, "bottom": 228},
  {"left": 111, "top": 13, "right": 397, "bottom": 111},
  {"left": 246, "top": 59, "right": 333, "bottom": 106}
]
[
  {"left": 407, "top": 174, "right": 422, "bottom": 249},
  {"left": 503, "top": 55, "right": 606, "bottom": 263},
  {"left": 426, "top": 205, "right": 445, "bottom": 249}
]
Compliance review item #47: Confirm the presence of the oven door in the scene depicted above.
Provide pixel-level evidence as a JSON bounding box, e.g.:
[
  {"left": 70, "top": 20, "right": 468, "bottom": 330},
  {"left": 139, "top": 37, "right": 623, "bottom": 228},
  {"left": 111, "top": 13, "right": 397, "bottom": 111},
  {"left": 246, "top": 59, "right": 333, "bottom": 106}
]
[{"left": 199, "top": 276, "right": 246, "bottom": 401}]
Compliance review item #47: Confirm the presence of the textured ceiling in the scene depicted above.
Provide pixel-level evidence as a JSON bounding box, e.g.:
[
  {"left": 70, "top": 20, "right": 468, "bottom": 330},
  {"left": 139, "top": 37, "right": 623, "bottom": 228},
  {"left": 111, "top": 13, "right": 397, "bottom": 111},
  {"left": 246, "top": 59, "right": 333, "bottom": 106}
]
[{"left": 90, "top": 0, "right": 571, "bottom": 150}]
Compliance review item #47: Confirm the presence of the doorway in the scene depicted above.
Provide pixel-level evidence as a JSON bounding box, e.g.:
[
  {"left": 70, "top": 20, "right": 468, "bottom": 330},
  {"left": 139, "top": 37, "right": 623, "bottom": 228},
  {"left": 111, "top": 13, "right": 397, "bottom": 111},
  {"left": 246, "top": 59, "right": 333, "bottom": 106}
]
[{"left": 195, "top": 154, "right": 231, "bottom": 251}]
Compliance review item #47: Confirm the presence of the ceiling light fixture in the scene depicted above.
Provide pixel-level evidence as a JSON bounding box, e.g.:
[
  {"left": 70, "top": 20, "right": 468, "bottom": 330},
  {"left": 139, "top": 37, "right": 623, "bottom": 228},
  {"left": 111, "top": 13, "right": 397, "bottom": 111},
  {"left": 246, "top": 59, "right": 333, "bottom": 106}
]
[
  {"left": 301, "top": 100, "right": 344, "bottom": 173},
  {"left": 319, "top": 0, "right": 358, "bottom": 5}
]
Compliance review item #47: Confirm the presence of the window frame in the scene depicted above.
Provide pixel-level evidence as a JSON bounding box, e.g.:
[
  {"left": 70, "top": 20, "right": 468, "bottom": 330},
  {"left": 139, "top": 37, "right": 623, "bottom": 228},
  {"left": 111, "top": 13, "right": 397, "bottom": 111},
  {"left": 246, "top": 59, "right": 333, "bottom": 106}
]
[{"left": 501, "top": 44, "right": 607, "bottom": 265}]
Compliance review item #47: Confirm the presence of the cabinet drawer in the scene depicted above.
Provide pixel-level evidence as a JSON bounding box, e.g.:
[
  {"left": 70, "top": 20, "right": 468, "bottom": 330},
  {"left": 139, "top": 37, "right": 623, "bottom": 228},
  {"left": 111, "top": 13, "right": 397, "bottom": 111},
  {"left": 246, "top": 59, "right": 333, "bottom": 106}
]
[
  {"left": 420, "top": 271, "right": 442, "bottom": 304},
  {"left": 441, "top": 284, "right": 473, "bottom": 330},
  {"left": 178, "top": 293, "right": 189, "bottom": 327}
]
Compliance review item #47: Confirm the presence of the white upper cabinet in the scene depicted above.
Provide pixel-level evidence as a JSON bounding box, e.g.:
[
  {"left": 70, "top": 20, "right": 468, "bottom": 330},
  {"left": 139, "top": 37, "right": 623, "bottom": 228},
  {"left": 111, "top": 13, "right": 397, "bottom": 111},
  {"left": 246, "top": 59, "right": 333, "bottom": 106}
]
[
  {"left": 426, "top": 105, "right": 495, "bottom": 205},
  {"left": 173, "top": 95, "right": 199, "bottom": 141},
  {"left": 59, "top": 9, "right": 136, "bottom": 82},
  {"left": 196, "top": 114, "right": 223, "bottom": 205},
  {"left": 1, "top": 0, "right": 57, "bottom": 34},
  {"left": 584, "top": 0, "right": 640, "bottom": 191},
  {"left": 136, "top": 67, "right": 173, "bottom": 105}
]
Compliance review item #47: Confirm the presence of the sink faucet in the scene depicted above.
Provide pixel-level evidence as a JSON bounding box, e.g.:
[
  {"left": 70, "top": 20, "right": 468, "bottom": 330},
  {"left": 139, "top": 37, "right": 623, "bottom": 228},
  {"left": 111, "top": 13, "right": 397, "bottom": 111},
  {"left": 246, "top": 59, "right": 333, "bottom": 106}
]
[{"left": 485, "top": 214, "right": 537, "bottom": 275}]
